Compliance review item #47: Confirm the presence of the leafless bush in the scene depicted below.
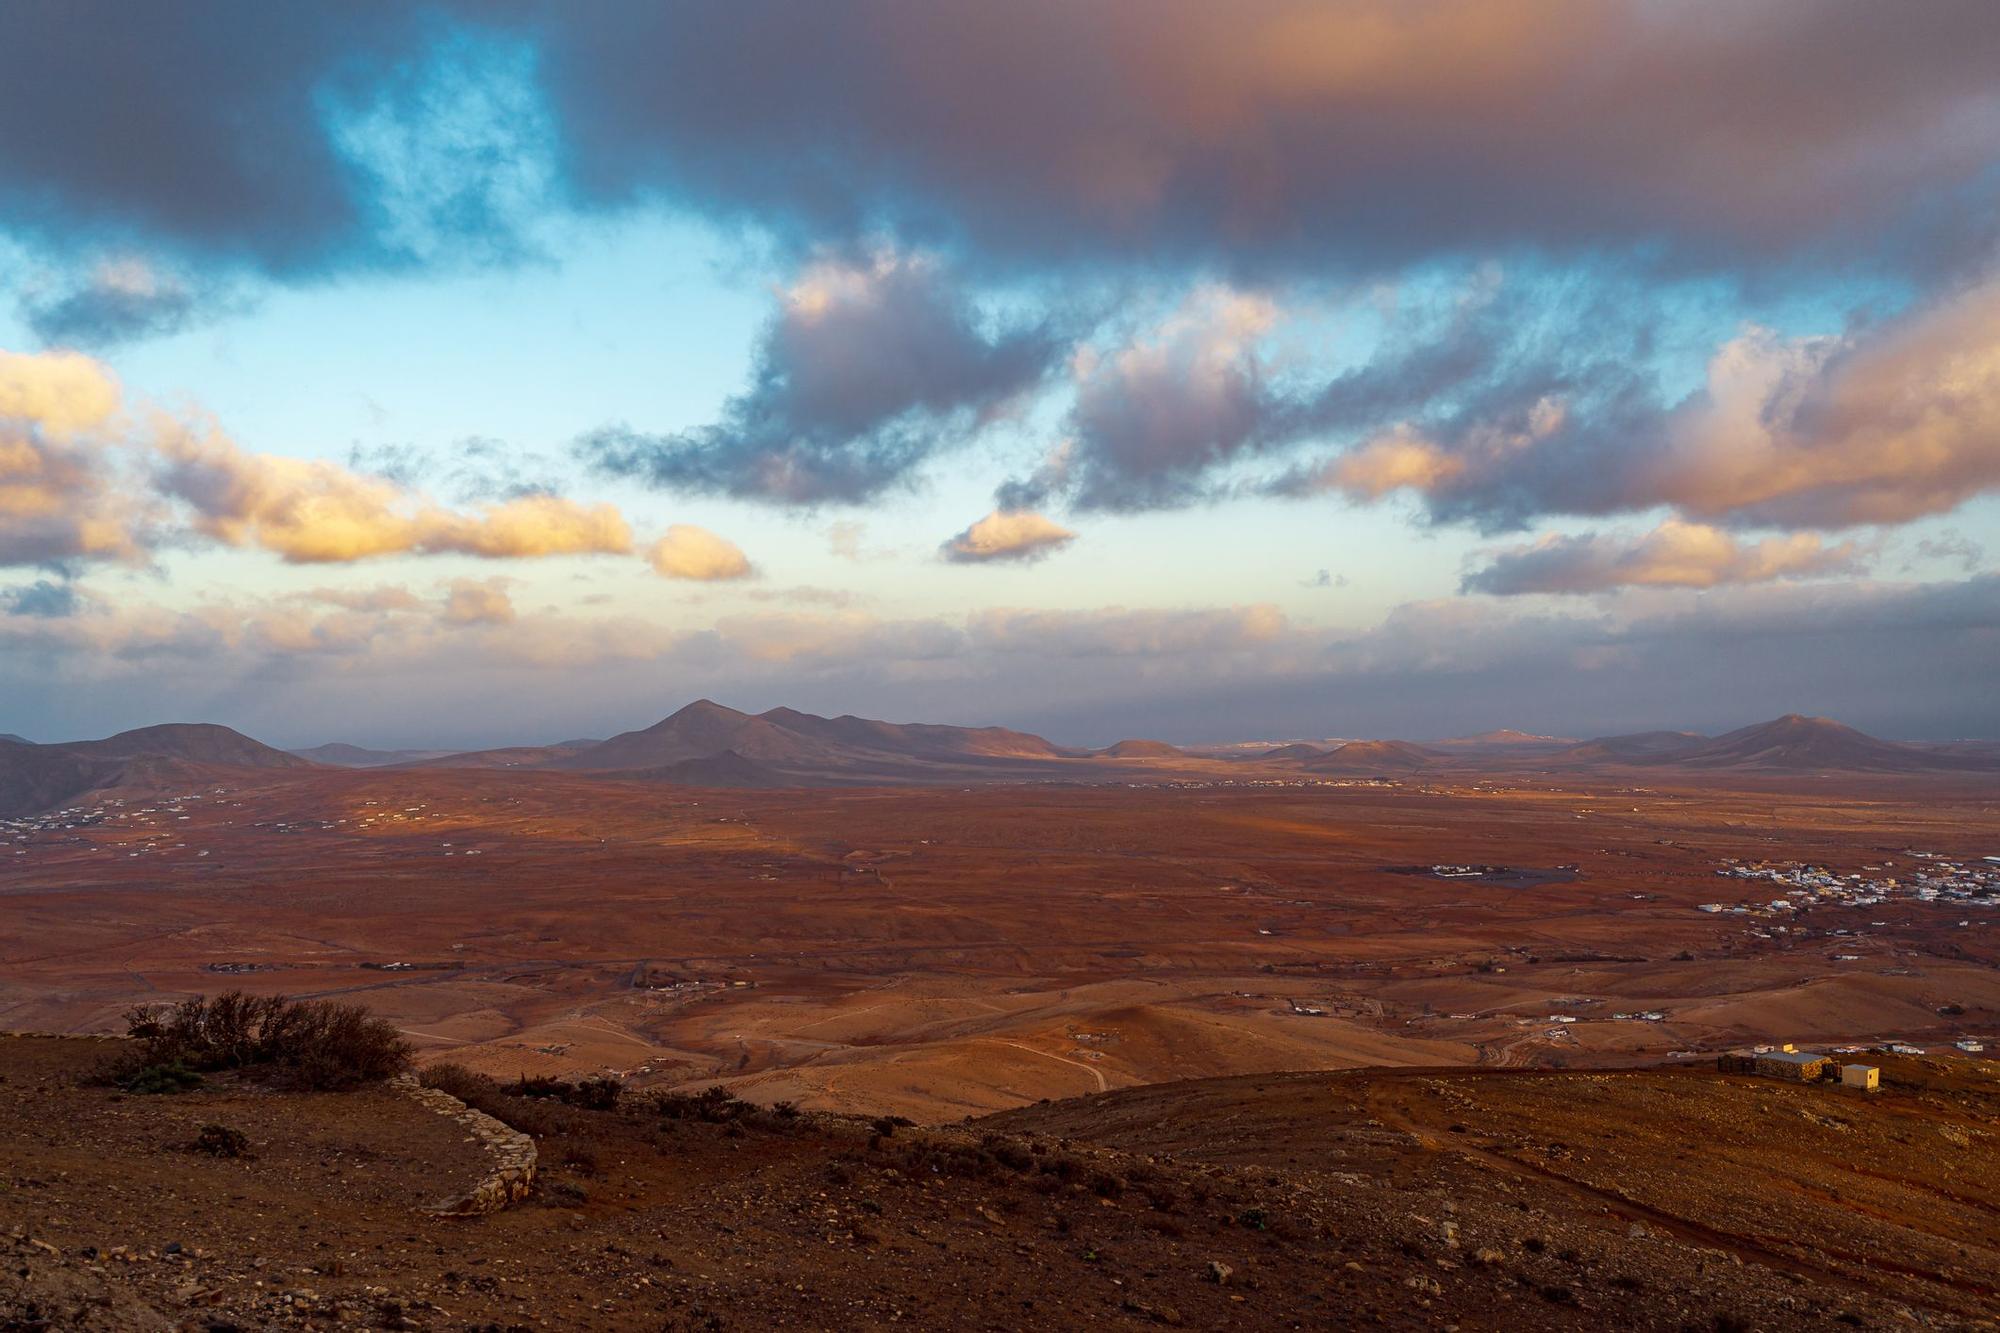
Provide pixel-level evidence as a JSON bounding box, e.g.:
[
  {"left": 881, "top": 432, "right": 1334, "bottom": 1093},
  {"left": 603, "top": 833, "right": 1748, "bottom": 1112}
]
[{"left": 112, "top": 992, "right": 410, "bottom": 1091}]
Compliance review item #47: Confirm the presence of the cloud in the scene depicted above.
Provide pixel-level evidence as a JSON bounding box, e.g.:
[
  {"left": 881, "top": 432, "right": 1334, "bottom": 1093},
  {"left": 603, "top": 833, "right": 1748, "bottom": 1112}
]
[
  {"left": 536, "top": 1, "right": 2000, "bottom": 279},
  {"left": 349, "top": 435, "right": 563, "bottom": 505},
  {"left": 1, "top": 2, "right": 1996, "bottom": 331},
  {"left": 646, "top": 524, "right": 752, "bottom": 580},
  {"left": 1044, "top": 287, "right": 1279, "bottom": 511},
  {"left": 1021, "top": 270, "right": 1650, "bottom": 518},
  {"left": 1634, "top": 282, "right": 2000, "bottom": 526},
  {"left": 1914, "top": 531, "right": 1986, "bottom": 574},
  {"left": 2, "top": 579, "right": 81, "bottom": 618},
  {"left": 940, "top": 509, "right": 1076, "bottom": 564},
  {"left": 6, "top": 575, "right": 1997, "bottom": 746},
  {"left": 440, "top": 577, "right": 516, "bottom": 626},
  {"left": 0, "top": 348, "right": 147, "bottom": 565},
  {"left": 579, "top": 248, "right": 1065, "bottom": 503},
  {"left": 19, "top": 257, "right": 203, "bottom": 348},
  {"left": 1315, "top": 429, "right": 1468, "bottom": 502},
  {"left": 966, "top": 604, "right": 1287, "bottom": 658},
  {"left": 1259, "top": 270, "right": 2000, "bottom": 533},
  {"left": 156, "top": 423, "right": 633, "bottom": 564},
  {"left": 1463, "top": 519, "right": 1869, "bottom": 595},
  {"left": 299, "top": 583, "right": 423, "bottom": 613},
  {"left": 825, "top": 520, "right": 868, "bottom": 561},
  {"left": 0, "top": 347, "right": 122, "bottom": 435},
  {"left": 0, "top": 8, "right": 553, "bottom": 275},
  {"left": 1, "top": 345, "right": 644, "bottom": 570}
]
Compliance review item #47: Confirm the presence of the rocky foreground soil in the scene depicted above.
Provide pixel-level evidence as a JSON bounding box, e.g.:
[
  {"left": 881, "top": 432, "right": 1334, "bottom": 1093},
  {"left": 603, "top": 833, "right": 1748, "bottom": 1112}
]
[{"left": 1, "top": 1036, "right": 1994, "bottom": 1330}]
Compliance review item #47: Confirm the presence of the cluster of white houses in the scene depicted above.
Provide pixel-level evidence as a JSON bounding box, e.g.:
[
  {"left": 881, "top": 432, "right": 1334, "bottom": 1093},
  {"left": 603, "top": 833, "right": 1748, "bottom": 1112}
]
[{"left": 1698, "top": 853, "right": 2000, "bottom": 918}]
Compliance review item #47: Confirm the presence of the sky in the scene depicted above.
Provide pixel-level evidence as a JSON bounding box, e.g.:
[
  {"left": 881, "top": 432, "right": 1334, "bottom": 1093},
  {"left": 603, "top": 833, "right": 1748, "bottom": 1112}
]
[{"left": 1, "top": 0, "right": 1998, "bottom": 748}]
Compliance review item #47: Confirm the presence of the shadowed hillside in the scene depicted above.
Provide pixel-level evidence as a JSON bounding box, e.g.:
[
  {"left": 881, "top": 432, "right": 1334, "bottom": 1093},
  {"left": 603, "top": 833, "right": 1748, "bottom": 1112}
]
[
  {"left": 3, "top": 1035, "right": 1992, "bottom": 1330},
  {"left": 0, "top": 725, "right": 316, "bottom": 818}
]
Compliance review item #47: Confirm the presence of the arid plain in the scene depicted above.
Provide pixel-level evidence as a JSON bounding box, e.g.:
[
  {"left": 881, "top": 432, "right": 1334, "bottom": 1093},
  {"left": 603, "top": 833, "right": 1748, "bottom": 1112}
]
[{"left": 5, "top": 754, "right": 1994, "bottom": 1122}]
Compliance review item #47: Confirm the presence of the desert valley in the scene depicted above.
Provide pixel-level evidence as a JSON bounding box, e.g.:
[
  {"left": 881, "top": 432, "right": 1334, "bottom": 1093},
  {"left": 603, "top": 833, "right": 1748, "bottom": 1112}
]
[
  {"left": 2, "top": 703, "right": 1995, "bottom": 1118},
  {"left": 3, "top": 704, "right": 1998, "bottom": 1329}
]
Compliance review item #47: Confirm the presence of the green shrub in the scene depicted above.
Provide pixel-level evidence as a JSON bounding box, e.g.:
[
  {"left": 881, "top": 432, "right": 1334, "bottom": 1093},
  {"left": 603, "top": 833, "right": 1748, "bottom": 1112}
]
[{"left": 121, "top": 1061, "right": 204, "bottom": 1095}]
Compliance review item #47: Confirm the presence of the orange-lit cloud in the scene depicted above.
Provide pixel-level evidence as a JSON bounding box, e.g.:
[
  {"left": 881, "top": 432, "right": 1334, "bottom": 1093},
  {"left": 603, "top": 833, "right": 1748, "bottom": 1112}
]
[
  {"left": 941, "top": 509, "right": 1076, "bottom": 564},
  {"left": 1464, "top": 519, "right": 1868, "bottom": 595},
  {"left": 646, "top": 524, "right": 752, "bottom": 580},
  {"left": 1322, "top": 430, "right": 1466, "bottom": 501},
  {"left": 0, "top": 349, "right": 148, "bottom": 564},
  {"left": 155, "top": 420, "right": 632, "bottom": 564},
  {"left": 440, "top": 577, "right": 518, "bottom": 626},
  {"left": 1642, "top": 280, "right": 2000, "bottom": 526}
]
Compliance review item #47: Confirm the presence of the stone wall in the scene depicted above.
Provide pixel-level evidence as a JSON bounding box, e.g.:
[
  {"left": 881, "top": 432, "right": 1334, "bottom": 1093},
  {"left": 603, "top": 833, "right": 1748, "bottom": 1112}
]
[{"left": 394, "top": 1076, "right": 538, "bottom": 1216}]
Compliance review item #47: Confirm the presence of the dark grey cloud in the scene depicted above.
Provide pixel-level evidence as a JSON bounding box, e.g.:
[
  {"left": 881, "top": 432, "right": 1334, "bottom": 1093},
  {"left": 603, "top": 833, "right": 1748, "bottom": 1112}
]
[
  {"left": 1274, "top": 273, "right": 2000, "bottom": 532},
  {"left": 990, "top": 262, "right": 2000, "bottom": 533},
  {"left": 1, "top": 580, "right": 80, "bottom": 619},
  {"left": 578, "top": 251, "right": 1065, "bottom": 503},
  {"left": 0, "top": 3, "right": 552, "bottom": 297},
  {"left": 5, "top": 3, "right": 1999, "bottom": 290},
  {"left": 1914, "top": 532, "right": 1987, "bottom": 574},
  {"left": 0, "top": 4, "right": 417, "bottom": 268},
  {"left": 1004, "top": 271, "right": 1662, "bottom": 521},
  {"left": 526, "top": 0, "right": 2000, "bottom": 280},
  {"left": 19, "top": 260, "right": 204, "bottom": 347}
]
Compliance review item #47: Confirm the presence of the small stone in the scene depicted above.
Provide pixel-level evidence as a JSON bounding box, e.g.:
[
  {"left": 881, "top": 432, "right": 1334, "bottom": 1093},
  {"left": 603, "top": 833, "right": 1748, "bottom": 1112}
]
[{"left": 1207, "top": 1260, "right": 1233, "bottom": 1285}]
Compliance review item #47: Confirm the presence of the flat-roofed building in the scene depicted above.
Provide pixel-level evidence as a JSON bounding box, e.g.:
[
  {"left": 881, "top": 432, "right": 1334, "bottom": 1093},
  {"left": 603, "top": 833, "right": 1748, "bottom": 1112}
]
[
  {"left": 1754, "top": 1050, "right": 1831, "bottom": 1081},
  {"left": 1840, "top": 1064, "right": 1879, "bottom": 1091}
]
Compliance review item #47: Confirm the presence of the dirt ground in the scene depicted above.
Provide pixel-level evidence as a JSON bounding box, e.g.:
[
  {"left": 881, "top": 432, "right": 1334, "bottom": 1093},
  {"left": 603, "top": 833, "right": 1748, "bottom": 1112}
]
[
  {"left": 1, "top": 772, "right": 1995, "bottom": 1121},
  {"left": 2, "top": 1036, "right": 1993, "bottom": 1330}
]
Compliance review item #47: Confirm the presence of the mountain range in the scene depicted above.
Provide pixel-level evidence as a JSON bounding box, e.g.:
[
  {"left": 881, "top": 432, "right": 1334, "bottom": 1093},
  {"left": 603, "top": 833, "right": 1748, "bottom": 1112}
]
[{"left": 0, "top": 708, "right": 1993, "bottom": 818}]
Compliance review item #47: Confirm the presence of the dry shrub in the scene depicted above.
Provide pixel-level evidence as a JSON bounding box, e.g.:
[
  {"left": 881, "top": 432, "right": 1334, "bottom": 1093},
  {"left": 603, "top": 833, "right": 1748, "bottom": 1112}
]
[
  {"left": 112, "top": 992, "right": 410, "bottom": 1091},
  {"left": 653, "top": 1085, "right": 747, "bottom": 1123},
  {"left": 417, "top": 1062, "right": 499, "bottom": 1106},
  {"left": 190, "top": 1123, "right": 251, "bottom": 1158}
]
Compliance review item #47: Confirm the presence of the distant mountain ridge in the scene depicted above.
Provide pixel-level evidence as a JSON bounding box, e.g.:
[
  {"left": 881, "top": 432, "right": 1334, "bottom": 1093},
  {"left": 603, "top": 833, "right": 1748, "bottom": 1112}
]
[
  {"left": 1561, "top": 730, "right": 1710, "bottom": 761},
  {"left": 545, "top": 700, "right": 1081, "bottom": 783},
  {"left": 2, "top": 708, "right": 1994, "bottom": 817},
  {"left": 1433, "top": 728, "right": 1577, "bottom": 748},
  {"left": 1250, "top": 742, "right": 1331, "bottom": 762},
  {"left": 1301, "top": 739, "right": 1446, "bottom": 774},
  {"left": 1099, "top": 739, "right": 1185, "bottom": 759},
  {"left": 1643, "top": 714, "right": 1988, "bottom": 773},
  {"left": 289, "top": 742, "right": 461, "bottom": 768},
  {"left": 57, "top": 723, "right": 312, "bottom": 771},
  {"left": 0, "top": 723, "right": 315, "bottom": 817}
]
